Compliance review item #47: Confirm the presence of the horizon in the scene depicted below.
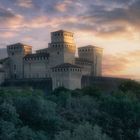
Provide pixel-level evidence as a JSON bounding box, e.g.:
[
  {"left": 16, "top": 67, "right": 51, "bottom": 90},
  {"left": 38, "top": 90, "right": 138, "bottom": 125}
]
[{"left": 0, "top": 0, "right": 140, "bottom": 79}]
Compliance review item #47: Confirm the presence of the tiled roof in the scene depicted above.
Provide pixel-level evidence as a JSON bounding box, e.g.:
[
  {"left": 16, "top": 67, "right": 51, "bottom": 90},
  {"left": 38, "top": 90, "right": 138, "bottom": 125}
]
[
  {"left": 52, "top": 63, "right": 81, "bottom": 69},
  {"left": 52, "top": 30, "right": 73, "bottom": 34},
  {"left": 7, "top": 42, "right": 31, "bottom": 47},
  {"left": 24, "top": 53, "right": 50, "bottom": 59},
  {"left": 75, "top": 58, "right": 93, "bottom": 63},
  {"left": 78, "top": 45, "right": 103, "bottom": 49}
]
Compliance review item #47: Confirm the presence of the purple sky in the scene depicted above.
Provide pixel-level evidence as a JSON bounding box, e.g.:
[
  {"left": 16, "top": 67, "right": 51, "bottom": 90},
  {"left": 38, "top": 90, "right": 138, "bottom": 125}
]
[{"left": 0, "top": 0, "right": 140, "bottom": 79}]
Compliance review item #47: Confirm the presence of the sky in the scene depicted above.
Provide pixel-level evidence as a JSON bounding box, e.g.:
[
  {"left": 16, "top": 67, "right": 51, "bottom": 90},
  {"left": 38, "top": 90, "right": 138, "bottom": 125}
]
[{"left": 0, "top": 0, "right": 140, "bottom": 80}]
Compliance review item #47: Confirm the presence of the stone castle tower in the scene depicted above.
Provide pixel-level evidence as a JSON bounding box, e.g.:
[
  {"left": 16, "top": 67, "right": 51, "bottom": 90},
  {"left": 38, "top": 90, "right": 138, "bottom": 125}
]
[
  {"left": 7, "top": 43, "right": 32, "bottom": 79},
  {"left": 0, "top": 30, "right": 103, "bottom": 90},
  {"left": 77, "top": 45, "right": 103, "bottom": 76},
  {"left": 48, "top": 30, "right": 76, "bottom": 66}
]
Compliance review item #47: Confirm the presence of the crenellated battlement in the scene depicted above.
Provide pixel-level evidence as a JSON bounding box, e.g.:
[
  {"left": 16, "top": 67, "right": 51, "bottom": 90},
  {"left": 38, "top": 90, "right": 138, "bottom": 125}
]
[{"left": 0, "top": 30, "right": 103, "bottom": 90}]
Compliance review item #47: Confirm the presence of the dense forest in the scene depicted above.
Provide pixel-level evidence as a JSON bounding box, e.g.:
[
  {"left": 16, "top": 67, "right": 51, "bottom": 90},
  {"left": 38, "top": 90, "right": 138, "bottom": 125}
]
[{"left": 0, "top": 80, "right": 140, "bottom": 140}]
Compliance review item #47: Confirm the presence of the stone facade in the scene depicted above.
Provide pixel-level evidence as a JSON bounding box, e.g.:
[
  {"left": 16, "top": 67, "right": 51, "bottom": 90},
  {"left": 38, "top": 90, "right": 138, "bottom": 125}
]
[
  {"left": 7, "top": 43, "right": 32, "bottom": 79},
  {"left": 0, "top": 30, "right": 103, "bottom": 90},
  {"left": 77, "top": 45, "right": 103, "bottom": 76},
  {"left": 0, "top": 64, "right": 5, "bottom": 86},
  {"left": 51, "top": 63, "right": 82, "bottom": 90},
  {"left": 23, "top": 53, "right": 50, "bottom": 78}
]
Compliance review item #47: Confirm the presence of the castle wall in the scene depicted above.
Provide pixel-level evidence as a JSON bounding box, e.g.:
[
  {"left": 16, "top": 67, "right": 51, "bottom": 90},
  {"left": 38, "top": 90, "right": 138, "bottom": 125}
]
[
  {"left": 51, "top": 64, "right": 82, "bottom": 90},
  {"left": 7, "top": 43, "right": 32, "bottom": 79},
  {"left": 78, "top": 46, "right": 103, "bottom": 76},
  {"left": 4, "top": 30, "right": 104, "bottom": 90},
  {"left": 81, "top": 76, "right": 128, "bottom": 92},
  {"left": 24, "top": 55, "right": 50, "bottom": 78},
  {"left": 52, "top": 71, "right": 82, "bottom": 90},
  {"left": 0, "top": 58, "right": 10, "bottom": 79},
  {"left": 69, "top": 71, "right": 82, "bottom": 89},
  {"left": 0, "top": 70, "right": 5, "bottom": 85},
  {"left": 75, "top": 58, "right": 92, "bottom": 75},
  {"left": 51, "top": 30, "right": 74, "bottom": 43},
  {"left": 48, "top": 45, "right": 64, "bottom": 67},
  {"left": 49, "top": 30, "right": 76, "bottom": 67}
]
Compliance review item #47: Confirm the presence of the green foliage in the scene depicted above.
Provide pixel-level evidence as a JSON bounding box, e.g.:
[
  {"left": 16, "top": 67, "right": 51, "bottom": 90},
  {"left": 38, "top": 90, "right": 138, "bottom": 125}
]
[
  {"left": 0, "top": 102, "right": 19, "bottom": 124},
  {"left": 0, "top": 80, "right": 140, "bottom": 139},
  {"left": 55, "top": 123, "right": 111, "bottom": 140},
  {"left": 16, "top": 126, "right": 47, "bottom": 140},
  {"left": 119, "top": 80, "right": 140, "bottom": 93},
  {"left": 81, "top": 86, "right": 102, "bottom": 98},
  {"left": 0, "top": 120, "right": 16, "bottom": 140}
]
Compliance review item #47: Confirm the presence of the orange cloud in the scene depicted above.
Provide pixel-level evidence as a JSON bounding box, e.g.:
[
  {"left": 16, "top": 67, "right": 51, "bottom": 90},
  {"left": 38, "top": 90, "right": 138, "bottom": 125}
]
[
  {"left": 22, "top": 16, "right": 78, "bottom": 29},
  {"left": 54, "top": 0, "right": 73, "bottom": 12},
  {"left": 17, "top": 0, "right": 33, "bottom": 8},
  {"left": 102, "top": 50, "right": 140, "bottom": 79},
  {"left": 0, "top": 14, "right": 24, "bottom": 29},
  {"left": 55, "top": 3, "right": 67, "bottom": 12},
  {"left": 102, "top": 54, "right": 129, "bottom": 74},
  {"left": 0, "top": 31, "right": 17, "bottom": 38}
]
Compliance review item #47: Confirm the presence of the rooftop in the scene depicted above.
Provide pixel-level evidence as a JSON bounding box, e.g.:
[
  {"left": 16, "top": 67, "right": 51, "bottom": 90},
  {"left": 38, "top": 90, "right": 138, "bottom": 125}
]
[
  {"left": 78, "top": 45, "right": 103, "bottom": 50},
  {"left": 24, "top": 53, "right": 50, "bottom": 59},
  {"left": 52, "top": 63, "right": 81, "bottom": 69},
  {"left": 7, "top": 43, "right": 32, "bottom": 47},
  {"left": 51, "top": 30, "right": 74, "bottom": 34},
  {"left": 75, "top": 58, "right": 93, "bottom": 63}
]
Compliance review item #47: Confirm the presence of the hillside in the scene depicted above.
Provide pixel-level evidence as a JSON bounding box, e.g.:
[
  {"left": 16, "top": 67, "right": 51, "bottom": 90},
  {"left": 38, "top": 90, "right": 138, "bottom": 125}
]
[{"left": 0, "top": 80, "right": 140, "bottom": 140}]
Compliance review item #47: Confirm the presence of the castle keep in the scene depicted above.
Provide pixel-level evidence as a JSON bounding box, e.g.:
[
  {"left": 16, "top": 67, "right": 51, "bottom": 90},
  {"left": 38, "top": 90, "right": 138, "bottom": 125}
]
[{"left": 0, "top": 30, "right": 103, "bottom": 90}]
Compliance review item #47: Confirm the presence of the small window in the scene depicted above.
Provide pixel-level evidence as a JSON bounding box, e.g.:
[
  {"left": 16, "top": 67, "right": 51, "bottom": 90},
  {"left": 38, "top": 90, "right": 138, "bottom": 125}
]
[{"left": 57, "top": 52, "right": 59, "bottom": 55}]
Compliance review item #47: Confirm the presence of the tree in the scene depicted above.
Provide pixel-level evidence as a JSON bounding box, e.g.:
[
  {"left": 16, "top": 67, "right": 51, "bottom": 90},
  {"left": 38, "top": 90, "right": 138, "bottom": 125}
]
[
  {"left": 55, "top": 123, "right": 111, "bottom": 140},
  {"left": 119, "top": 80, "right": 140, "bottom": 93},
  {"left": 16, "top": 126, "right": 47, "bottom": 140},
  {"left": 0, "top": 120, "right": 16, "bottom": 140},
  {"left": 0, "top": 102, "right": 19, "bottom": 124}
]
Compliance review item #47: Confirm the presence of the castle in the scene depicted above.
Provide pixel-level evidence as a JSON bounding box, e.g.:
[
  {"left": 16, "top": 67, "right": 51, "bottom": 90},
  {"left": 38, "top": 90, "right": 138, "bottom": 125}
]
[{"left": 0, "top": 30, "right": 103, "bottom": 90}]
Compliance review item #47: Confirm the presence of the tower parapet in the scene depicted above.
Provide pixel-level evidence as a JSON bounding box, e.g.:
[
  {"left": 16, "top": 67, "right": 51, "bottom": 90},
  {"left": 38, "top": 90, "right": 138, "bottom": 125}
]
[
  {"left": 51, "top": 63, "right": 82, "bottom": 90},
  {"left": 78, "top": 45, "right": 103, "bottom": 76},
  {"left": 49, "top": 30, "right": 76, "bottom": 66},
  {"left": 7, "top": 43, "right": 32, "bottom": 79}
]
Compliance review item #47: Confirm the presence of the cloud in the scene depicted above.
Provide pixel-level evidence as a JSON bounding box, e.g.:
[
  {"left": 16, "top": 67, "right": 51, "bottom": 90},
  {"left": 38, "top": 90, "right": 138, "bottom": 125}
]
[
  {"left": 0, "top": 31, "right": 17, "bottom": 38},
  {"left": 54, "top": 1, "right": 68, "bottom": 12},
  {"left": 0, "top": 7, "right": 24, "bottom": 29},
  {"left": 54, "top": 0, "right": 78, "bottom": 13},
  {"left": 21, "top": 15, "right": 78, "bottom": 29},
  {"left": 102, "top": 54, "right": 129, "bottom": 75},
  {"left": 102, "top": 50, "right": 140, "bottom": 79},
  {"left": 62, "top": 0, "right": 140, "bottom": 38},
  {"left": 16, "top": 0, "right": 33, "bottom": 8}
]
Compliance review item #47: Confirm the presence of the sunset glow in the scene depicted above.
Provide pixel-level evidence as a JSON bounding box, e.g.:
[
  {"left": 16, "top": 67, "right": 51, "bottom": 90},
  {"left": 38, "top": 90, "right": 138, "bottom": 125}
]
[{"left": 0, "top": 0, "right": 140, "bottom": 79}]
